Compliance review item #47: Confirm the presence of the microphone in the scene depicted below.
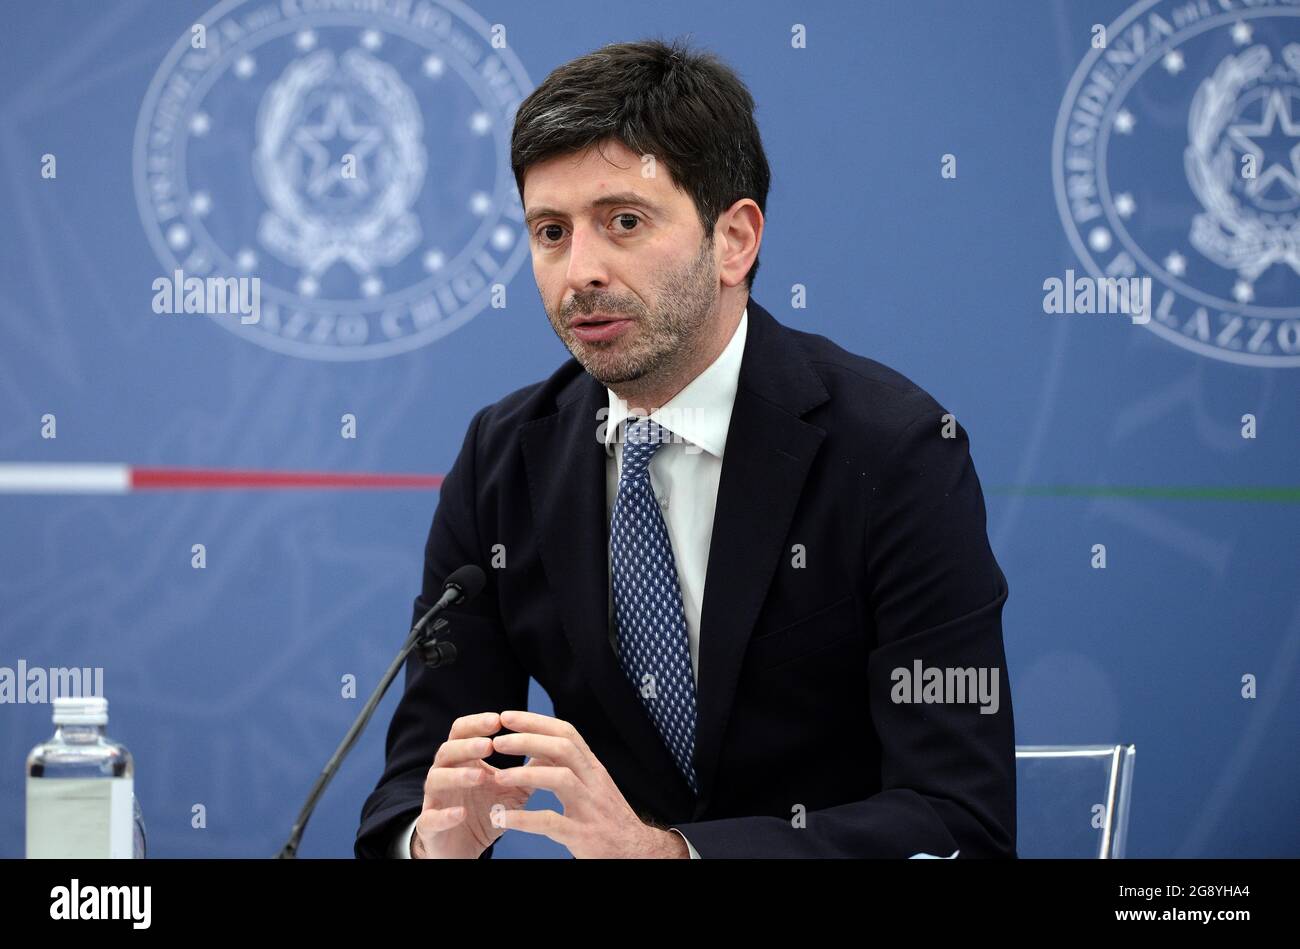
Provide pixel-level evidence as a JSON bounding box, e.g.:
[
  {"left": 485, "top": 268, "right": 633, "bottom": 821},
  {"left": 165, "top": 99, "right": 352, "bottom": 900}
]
[
  {"left": 276, "top": 564, "right": 487, "bottom": 858},
  {"left": 411, "top": 565, "right": 485, "bottom": 670},
  {"left": 430, "top": 564, "right": 486, "bottom": 611}
]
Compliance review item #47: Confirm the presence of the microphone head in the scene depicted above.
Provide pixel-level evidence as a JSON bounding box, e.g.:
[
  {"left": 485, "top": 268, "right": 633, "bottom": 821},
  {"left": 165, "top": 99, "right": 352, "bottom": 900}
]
[{"left": 443, "top": 564, "right": 486, "bottom": 603}]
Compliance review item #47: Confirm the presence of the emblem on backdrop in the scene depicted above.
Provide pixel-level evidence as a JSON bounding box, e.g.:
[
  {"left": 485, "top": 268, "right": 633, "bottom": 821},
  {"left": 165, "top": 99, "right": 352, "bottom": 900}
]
[
  {"left": 134, "top": 0, "right": 532, "bottom": 360},
  {"left": 1054, "top": 0, "right": 1300, "bottom": 367}
]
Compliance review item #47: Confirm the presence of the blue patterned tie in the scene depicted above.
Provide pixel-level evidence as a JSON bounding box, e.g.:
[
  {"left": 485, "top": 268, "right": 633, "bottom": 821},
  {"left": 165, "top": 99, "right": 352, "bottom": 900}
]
[{"left": 610, "top": 417, "right": 700, "bottom": 795}]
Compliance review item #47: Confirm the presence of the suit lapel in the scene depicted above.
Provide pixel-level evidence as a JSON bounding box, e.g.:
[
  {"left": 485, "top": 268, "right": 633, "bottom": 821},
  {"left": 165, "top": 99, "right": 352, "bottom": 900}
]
[
  {"left": 690, "top": 299, "right": 829, "bottom": 814},
  {"left": 520, "top": 298, "right": 830, "bottom": 816}
]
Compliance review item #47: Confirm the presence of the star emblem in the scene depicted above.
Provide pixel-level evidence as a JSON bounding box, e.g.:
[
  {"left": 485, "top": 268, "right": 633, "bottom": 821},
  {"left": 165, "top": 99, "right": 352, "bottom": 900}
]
[
  {"left": 1226, "top": 89, "right": 1300, "bottom": 200},
  {"left": 293, "top": 95, "right": 383, "bottom": 200}
]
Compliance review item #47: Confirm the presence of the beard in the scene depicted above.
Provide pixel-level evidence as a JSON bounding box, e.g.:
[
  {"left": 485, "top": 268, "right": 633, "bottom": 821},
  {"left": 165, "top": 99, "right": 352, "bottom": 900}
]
[{"left": 544, "top": 235, "right": 718, "bottom": 389}]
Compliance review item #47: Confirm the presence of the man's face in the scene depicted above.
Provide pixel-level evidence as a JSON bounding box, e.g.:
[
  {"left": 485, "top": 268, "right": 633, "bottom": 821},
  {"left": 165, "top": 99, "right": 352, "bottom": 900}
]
[{"left": 523, "top": 139, "right": 719, "bottom": 389}]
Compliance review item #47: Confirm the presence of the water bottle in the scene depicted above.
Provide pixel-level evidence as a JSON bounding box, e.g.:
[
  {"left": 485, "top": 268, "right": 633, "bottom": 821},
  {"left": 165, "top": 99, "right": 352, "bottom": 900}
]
[{"left": 26, "top": 696, "right": 145, "bottom": 858}]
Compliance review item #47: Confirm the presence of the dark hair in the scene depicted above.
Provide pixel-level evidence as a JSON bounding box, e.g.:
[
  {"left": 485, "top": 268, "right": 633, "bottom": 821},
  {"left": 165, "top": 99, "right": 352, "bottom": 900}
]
[{"left": 511, "top": 37, "right": 771, "bottom": 290}]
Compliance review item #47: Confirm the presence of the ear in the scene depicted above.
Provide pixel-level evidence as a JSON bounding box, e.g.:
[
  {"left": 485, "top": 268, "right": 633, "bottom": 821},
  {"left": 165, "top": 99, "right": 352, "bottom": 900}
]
[{"left": 715, "top": 198, "right": 763, "bottom": 289}]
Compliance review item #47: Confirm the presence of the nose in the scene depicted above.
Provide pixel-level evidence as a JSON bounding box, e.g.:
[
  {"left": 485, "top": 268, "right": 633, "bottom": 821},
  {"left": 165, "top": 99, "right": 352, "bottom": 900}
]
[{"left": 563, "top": 220, "right": 610, "bottom": 294}]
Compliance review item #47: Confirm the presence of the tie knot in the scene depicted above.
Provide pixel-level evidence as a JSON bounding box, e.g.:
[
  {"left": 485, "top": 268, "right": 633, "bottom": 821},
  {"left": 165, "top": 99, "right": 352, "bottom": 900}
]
[{"left": 620, "top": 417, "right": 672, "bottom": 479}]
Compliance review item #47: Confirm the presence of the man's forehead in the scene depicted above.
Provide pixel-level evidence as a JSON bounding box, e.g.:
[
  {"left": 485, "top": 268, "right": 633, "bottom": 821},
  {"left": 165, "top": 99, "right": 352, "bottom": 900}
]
[
  {"left": 522, "top": 142, "right": 680, "bottom": 216},
  {"left": 535, "top": 139, "right": 642, "bottom": 178},
  {"left": 523, "top": 188, "right": 670, "bottom": 225}
]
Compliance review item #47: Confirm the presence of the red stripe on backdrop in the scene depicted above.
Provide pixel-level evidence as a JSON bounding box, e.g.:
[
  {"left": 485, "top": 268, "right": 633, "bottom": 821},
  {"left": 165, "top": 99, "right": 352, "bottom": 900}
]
[{"left": 130, "top": 467, "right": 444, "bottom": 490}]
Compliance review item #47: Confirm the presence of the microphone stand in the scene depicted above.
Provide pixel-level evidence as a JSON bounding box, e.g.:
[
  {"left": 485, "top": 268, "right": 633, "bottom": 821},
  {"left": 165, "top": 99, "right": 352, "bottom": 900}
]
[{"left": 276, "top": 596, "right": 460, "bottom": 858}]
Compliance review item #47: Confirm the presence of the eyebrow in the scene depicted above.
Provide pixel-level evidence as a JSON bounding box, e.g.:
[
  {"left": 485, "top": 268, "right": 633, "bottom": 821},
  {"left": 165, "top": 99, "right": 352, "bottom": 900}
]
[{"left": 524, "top": 192, "right": 665, "bottom": 226}]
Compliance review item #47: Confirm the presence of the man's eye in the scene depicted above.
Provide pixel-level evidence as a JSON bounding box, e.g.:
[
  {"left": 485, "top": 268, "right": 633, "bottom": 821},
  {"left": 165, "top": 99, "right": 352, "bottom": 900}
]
[{"left": 535, "top": 215, "right": 640, "bottom": 244}]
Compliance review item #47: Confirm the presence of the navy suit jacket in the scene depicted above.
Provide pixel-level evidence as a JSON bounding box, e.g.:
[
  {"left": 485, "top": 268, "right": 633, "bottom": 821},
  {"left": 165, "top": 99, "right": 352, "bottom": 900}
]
[{"left": 355, "top": 297, "right": 1016, "bottom": 858}]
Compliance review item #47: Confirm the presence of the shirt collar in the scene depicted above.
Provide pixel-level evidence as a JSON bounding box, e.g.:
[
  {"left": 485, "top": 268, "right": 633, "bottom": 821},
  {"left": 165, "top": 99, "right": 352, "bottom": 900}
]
[{"left": 603, "top": 306, "right": 748, "bottom": 460}]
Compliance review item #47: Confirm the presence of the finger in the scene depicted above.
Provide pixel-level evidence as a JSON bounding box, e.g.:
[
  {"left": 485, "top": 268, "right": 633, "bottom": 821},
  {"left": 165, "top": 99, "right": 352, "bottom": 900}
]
[
  {"left": 493, "top": 806, "right": 571, "bottom": 846},
  {"left": 490, "top": 732, "right": 590, "bottom": 784},
  {"left": 423, "top": 759, "right": 491, "bottom": 809},
  {"left": 489, "top": 755, "right": 550, "bottom": 805},
  {"left": 416, "top": 804, "right": 468, "bottom": 836},
  {"left": 498, "top": 710, "right": 593, "bottom": 756},
  {"left": 494, "top": 765, "right": 581, "bottom": 799},
  {"left": 433, "top": 735, "right": 495, "bottom": 768},
  {"left": 424, "top": 762, "right": 490, "bottom": 795},
  {"left": 447, "top": 712, "right": 503, "bottom": 742}
]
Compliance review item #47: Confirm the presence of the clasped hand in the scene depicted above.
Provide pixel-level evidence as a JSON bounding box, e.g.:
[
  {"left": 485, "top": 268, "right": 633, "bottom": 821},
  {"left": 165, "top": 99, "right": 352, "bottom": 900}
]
[{"left": 413, "top": 709, "right": 687, "bottom": 859}]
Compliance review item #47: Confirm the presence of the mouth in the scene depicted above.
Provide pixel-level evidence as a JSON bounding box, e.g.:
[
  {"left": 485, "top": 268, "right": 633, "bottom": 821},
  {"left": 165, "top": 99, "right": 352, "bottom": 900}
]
[
  {"left": 568, "top": 314, "right": 634, "bottom": 343},
  {"left": 568, "top": 313, "right": 631, "bottom": 328}
]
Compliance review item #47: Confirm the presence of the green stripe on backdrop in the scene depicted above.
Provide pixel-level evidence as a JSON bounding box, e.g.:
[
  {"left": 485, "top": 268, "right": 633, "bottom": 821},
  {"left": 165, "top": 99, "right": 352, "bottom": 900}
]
[{"left": 988, "top": 486, "right": 1300, "bottom": 503}]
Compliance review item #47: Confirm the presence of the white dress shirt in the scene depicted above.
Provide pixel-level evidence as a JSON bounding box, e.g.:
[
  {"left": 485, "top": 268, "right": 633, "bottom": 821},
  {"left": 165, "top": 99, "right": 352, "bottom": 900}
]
[{"left": 393, "top": 308, "right": 749, "bottom": 859}]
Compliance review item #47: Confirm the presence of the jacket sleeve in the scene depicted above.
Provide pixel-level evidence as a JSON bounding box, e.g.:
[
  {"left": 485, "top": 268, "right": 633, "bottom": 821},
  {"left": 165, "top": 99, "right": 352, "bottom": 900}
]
[
  {"left": 669, "top": 404, "right": 1016, "bottom": 857},
  {"left": 354, "top": 405, "right": 531, "bottom": 859}
]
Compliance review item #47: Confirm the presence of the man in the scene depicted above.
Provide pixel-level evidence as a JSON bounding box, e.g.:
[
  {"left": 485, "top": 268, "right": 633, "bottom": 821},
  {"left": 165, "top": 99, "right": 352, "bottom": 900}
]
[{"left": 355, "top": 38, "right": 1015, "bottom": 859}]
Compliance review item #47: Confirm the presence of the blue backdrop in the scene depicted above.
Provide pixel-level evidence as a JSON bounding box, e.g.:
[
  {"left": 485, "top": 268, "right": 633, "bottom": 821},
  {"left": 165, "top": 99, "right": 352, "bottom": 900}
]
[{"left": 1, "top": 0, "right": 1296, "bottom": 858}]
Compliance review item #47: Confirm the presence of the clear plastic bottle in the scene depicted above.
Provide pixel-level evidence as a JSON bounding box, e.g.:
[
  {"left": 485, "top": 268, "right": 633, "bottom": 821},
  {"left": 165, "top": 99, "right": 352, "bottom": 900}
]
[{"left": 26, "top": 696, "right": 146, "bottom": 858}]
